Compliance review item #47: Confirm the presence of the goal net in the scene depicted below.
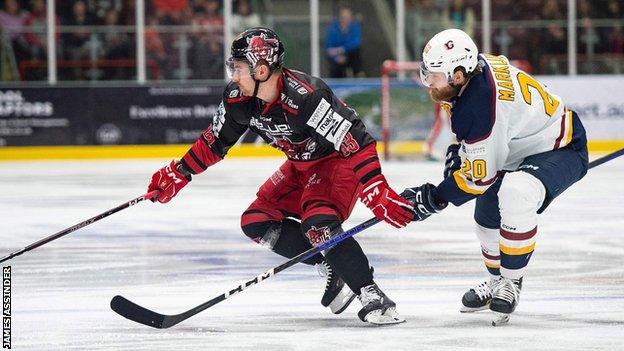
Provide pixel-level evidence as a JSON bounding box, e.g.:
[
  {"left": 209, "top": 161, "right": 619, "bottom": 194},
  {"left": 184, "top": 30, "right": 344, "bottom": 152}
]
[{"left": 380, "top": 60, "right": 454, "bottom": 160}]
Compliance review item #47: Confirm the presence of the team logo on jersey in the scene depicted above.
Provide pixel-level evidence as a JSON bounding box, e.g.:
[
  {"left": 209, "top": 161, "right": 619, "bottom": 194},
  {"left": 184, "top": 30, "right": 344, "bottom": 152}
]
[
  {"left": 444, "top": 40, "right": 454, "bottom": 50},
  {"left": 305, "top": 226, "right": 331, "bottom": 246},
  {"left": 518, "top": 164, "right": 540, "bottom": 171},
  {"left": 250, "top": 117, "right": 293, "bottom": 136},
  {"left": 270, "top": 136, "right": 316, "bottom": 160},
  {"left": 305, "top": 173, "right": 321, "bottom": 189},
  {"left": 270, "top": 169, "right": 286, "bottom": 185},
  {"left": 501, "top": 223, "right": 517, "bottom": 231}
]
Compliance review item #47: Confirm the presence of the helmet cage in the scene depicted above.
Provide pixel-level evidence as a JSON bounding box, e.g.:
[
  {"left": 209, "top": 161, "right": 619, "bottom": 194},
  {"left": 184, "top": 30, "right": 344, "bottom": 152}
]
[
  {"left": 419, "top": 61, "right": 453, "bottom": 88},
  {"left": 225, "top": 57, "right": 254, "bottom": 79}
]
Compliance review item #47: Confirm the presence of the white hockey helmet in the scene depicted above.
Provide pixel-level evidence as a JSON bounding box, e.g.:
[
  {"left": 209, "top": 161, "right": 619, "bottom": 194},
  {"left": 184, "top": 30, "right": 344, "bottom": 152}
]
[{"left": 420, "top": 28, "right": 479, "bottom": 87}]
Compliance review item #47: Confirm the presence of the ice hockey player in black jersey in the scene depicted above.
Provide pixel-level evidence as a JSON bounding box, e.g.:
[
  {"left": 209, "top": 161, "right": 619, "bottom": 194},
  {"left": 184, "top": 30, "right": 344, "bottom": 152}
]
[{"left": 146, "top": 27, "right": 413, "bottom": 325}]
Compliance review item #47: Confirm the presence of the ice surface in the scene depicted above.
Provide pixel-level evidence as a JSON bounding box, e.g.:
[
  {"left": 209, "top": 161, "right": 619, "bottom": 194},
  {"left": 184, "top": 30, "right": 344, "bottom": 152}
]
[{"left": 1, "top": 157, "right": 623, "bottom": 350}]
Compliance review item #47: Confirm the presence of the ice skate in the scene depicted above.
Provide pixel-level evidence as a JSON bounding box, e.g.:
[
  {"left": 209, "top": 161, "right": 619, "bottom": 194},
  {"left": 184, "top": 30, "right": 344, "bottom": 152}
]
[
  {"left": 357, "top": 283, "right": 405, "bottom": 325},
  {"left": 490, "top": 277, "right": 522, "bottom": 326},
  {"left": 460, "top": 276, "right": 501, "bottom": 313},
  {"left": 316, "top": 261, "right": 356, "bottom": 314}
]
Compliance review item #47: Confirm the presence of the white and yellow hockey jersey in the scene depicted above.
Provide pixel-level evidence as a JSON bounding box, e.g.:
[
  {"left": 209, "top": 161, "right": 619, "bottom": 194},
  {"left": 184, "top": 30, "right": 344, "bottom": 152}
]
[{"left": 433, "top": 54, "right": 587, "bottom": 206}]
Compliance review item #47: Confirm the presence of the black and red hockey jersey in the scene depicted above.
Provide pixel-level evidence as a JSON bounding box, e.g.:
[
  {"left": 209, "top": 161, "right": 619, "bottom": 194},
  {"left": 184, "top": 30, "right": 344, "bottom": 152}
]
[{"left": 180, "top": 68, "right": 378, "bottom": 177}]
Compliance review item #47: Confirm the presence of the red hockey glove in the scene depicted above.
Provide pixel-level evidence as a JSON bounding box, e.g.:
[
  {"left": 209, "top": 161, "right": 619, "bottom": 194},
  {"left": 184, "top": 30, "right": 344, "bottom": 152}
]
[
  {"left": 147, "top": 160, "right": 192, "bottom": 203},
  {"left": 360, "top": 174, "right": 414, "bottom": 228}
]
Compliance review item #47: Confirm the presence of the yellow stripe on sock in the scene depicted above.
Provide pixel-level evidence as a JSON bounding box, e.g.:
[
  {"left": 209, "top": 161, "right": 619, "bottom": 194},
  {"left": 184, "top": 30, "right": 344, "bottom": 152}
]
[
  {"left": 500, "top": 242, "right": 535, "bottom": 255},
  {"left": 484, "top": 261, "right": 500, "bottom": 269}
]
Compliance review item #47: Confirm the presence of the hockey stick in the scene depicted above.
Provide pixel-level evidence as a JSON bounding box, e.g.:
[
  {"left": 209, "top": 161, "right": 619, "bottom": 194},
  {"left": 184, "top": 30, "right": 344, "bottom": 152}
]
[
  {"left": 110, "top": 146, "right": 624, "bottom": 329},
  {"left": 588, "top": 147, "right": 624, "bottom": 169},
  {"left": 0, "top": 190, "right": 159, "bottom": 264},
  {"left": 110, "top": 217, "right": 381, "bottom": 329}
]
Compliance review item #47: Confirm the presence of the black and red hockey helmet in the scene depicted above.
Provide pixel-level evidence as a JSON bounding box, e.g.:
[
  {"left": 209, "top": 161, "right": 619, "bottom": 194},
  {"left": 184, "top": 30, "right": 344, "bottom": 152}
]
[{"left": 228, "top": 27, "right": 285, "bottom": 74}]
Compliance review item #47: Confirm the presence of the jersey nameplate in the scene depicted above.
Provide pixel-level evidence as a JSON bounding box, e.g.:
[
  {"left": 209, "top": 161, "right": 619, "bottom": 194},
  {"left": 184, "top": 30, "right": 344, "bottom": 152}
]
[{"left": 484, "top": 54, "right": 516, "bottom": 102}]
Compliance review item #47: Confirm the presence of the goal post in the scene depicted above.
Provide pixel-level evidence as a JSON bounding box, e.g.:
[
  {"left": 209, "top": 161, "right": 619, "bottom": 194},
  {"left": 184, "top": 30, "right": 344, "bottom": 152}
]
[{"left": 380, "top": 60, "right": 452, "bottom": 160}]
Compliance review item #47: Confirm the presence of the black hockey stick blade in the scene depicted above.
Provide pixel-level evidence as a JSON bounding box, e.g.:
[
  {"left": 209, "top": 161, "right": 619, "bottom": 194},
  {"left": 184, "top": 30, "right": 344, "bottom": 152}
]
[
  {"left": 111, "top": 295, "right": 180, "bottom": 329},
  {"left": 111, "top": 217, "right": 380, "bottom": 328},
  {"left": 110, "top": 147, "right": 624, "bottom": 329}
]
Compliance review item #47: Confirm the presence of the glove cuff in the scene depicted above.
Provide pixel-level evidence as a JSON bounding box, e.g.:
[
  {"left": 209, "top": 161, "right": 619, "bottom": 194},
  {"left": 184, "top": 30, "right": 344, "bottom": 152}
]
[
  {"left": 428, "top": 187, "right": 448, "bottom": 211},
  {"left": 176, "top": 160, "right": 193, "bottom": 181}
]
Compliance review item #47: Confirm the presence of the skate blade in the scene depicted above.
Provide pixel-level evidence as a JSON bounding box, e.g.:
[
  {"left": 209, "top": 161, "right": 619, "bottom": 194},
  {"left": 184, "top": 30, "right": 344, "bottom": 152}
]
[
  {"left": 364, "top": 308, "right": 406, "bottom": 325},
  {"left": 460, "top": 304, "right": 490, "bottom": 313},
  {"left": 491, "top": 312, "right": 510, "bottom": 326},
  {"left": 329, "top": 289, "right": 356, "bottom": 314}
]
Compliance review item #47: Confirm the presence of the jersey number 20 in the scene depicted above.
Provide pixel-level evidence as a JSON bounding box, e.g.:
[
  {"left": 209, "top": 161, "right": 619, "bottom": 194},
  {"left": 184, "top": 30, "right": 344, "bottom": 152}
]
[{"left": 517, "top": 72, "right": 560, "bottom": 117}]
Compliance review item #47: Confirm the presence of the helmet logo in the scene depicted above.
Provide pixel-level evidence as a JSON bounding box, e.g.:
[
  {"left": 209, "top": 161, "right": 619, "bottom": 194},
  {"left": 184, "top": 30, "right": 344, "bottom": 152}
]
[
  {"left": 246, "top": 33, "right": 279, "bottom": 65},
  {"left": 444, "top": 40, "right": 454, "bottom": 50}
]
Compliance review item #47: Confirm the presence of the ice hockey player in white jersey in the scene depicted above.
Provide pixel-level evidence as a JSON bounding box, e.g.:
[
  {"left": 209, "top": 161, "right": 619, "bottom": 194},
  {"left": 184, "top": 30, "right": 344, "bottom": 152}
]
[{"left": 401, "top": 29, "right": 589, "bottom": 325}]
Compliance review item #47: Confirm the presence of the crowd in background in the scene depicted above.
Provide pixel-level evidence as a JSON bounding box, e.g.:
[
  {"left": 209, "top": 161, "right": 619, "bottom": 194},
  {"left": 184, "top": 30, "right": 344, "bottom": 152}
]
[
  {"left": 0, "top": 0, "right": 260, "bottom": 80},
  {"left": 0, "top": 0, "right": 622, "bottom": 81},
  {"left": 408, "top": 0, "right": 623, "bottom": 74}
]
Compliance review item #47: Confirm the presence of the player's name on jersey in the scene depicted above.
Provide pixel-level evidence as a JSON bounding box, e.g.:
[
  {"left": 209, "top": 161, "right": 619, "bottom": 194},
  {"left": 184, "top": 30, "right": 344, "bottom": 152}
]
[{"left": 484, "top": 54, "right": 515, "bottom": 102}]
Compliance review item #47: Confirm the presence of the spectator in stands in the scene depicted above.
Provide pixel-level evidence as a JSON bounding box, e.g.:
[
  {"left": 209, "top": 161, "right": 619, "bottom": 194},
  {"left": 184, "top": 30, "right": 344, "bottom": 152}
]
[
  {"left": 325, "top": 4, "right": 362, "bottom": 78},
  {"left": 23, "top": 0, "right": 61, "bottom": 80},
  {"left": 190, "top": 0, "right": 224, "bottom": 79},
  {"left": 101, "top": 8, "right": 133, "bottom": 80},
  {"left": 578, "top": 0, "right": 601, "bottom": 55},
  {"left": 604, "top": 0, "right": 622, "bottom": 57},
  {"left": 539, "top": 0, "right": 566, "bottom": 73},
  {"left": 25, "top": 0, "right": 60, "bottom": 59},
  {"left": 119, "top": 0, "right": 136, "bottom": 25},
  {"left": 149, "top": 0, "right": 191, "bottom": 79},
  {"left": 518, "top": 0, "right": 543, "bottom": 20},
  {"left": 490, "top": 0, "right": 516, "bottom": 21},
  {"left": 608, "top": 25, "right": 623, "bottom": 55},
  {"left": 541, "top": 0, "right": 566, "bottom": 55},
  {"left": 442, "top": 0, "right": 475, "bottom": 37},
  {"left": 0, "top": 0, "right": 30, "bottom": 65},
  {"left": 63, "top": 1, "right": 97, "bottom": 70},
  {"left": 193, "top": 0, "right": 223, "bottom": 42},
  {"left": 152, "top": 0, "right": 190, "bottom": 25},
  {"left": 606, "top": 0, "right": 622, "bottom": 18},
  {"left": 85, "top": 0, "right": 123, "bottom": 23},
  {"left": 231, "top": 0, "right": 260, "bottom": 35},
  {"left": 406, "top": 0, "right": 444, "bottom": 59},
  {"left": 145, "top": 16, "right": 166, "bottom": 79}
]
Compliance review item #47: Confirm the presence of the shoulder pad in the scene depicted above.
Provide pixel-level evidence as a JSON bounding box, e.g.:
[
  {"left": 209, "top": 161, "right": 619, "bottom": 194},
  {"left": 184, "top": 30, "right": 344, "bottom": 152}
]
[
  {"left": 283, "top": 69, "right": 315, "bottom": 96},
  {"left": 223, "top": 82, "right": 251, "bottom": 104},
  {"left": 452, "top": 69, "right": 496, "bottom": 143}
]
